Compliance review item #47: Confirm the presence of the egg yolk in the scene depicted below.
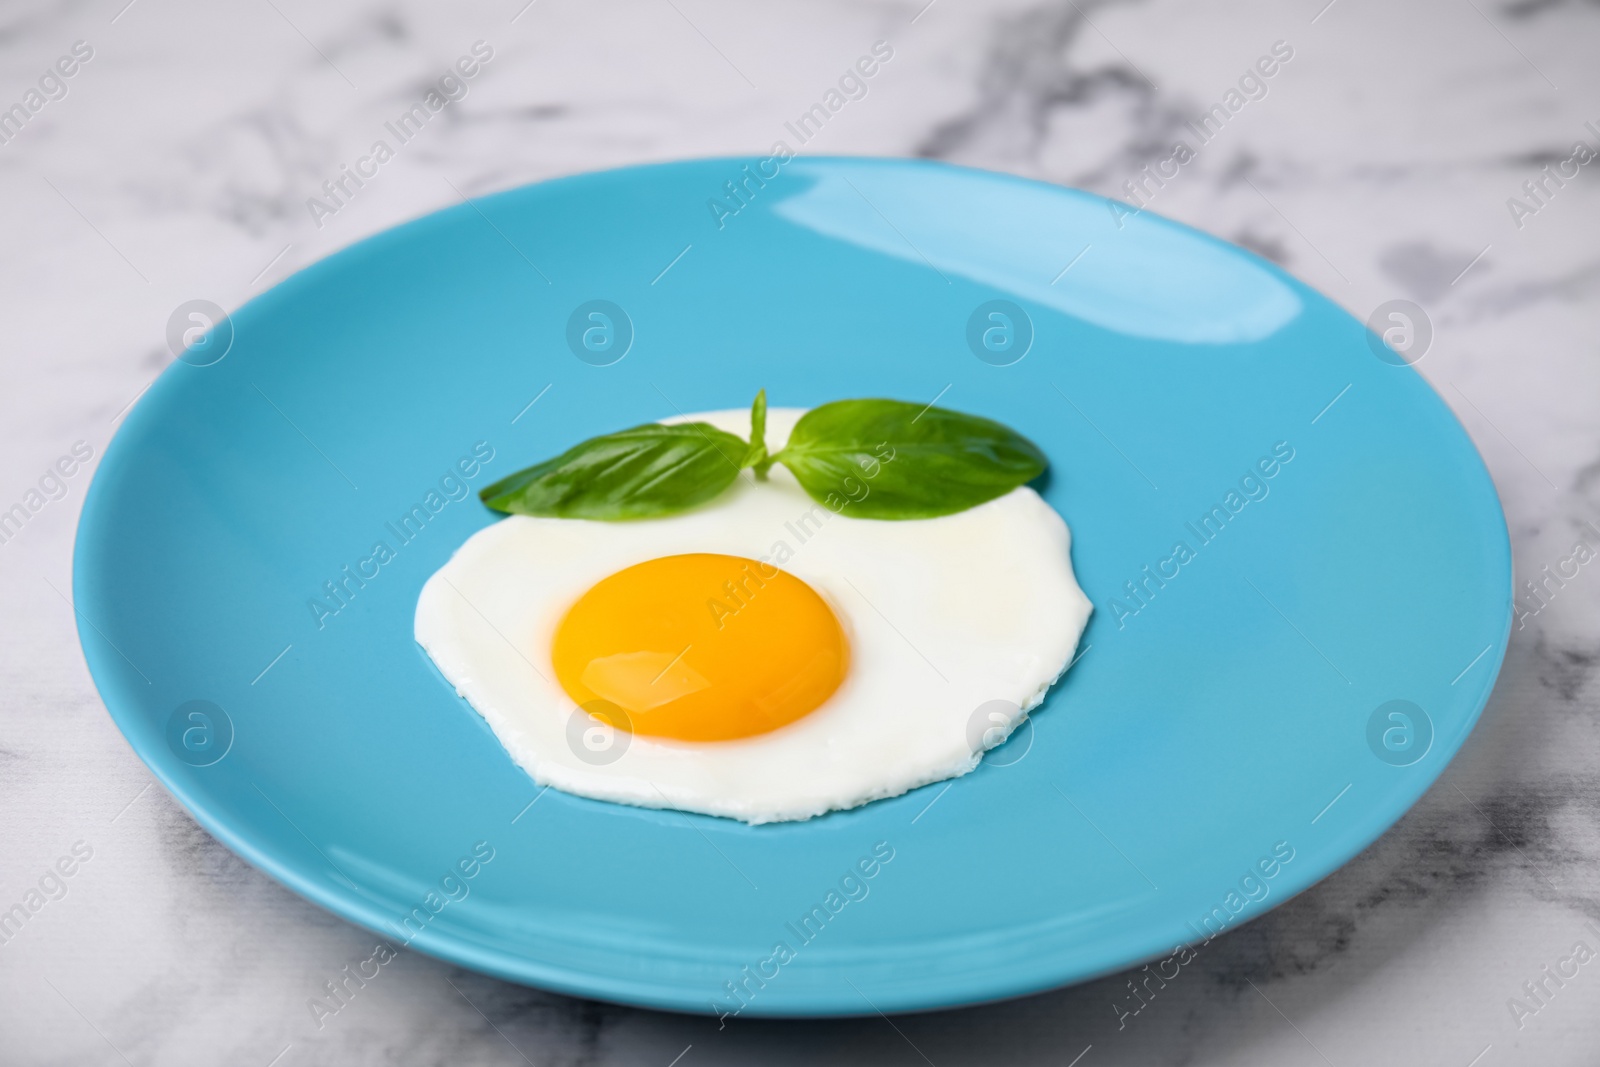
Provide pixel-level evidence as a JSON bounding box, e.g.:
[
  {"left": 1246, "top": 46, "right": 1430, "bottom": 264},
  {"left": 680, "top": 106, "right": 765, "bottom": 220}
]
[{"left": 551, "top": 553, "right": 849, "bottom": 742}]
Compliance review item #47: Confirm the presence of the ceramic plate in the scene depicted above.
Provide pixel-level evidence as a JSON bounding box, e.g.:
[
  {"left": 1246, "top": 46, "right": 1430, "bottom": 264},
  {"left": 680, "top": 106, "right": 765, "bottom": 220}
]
[{"left": 74, "top": 157, "right": 1511, "bottom": 1016}]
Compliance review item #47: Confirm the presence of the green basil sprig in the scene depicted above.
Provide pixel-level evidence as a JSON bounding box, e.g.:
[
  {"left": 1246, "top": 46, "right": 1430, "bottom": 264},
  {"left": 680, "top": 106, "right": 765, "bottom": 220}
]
[
  {"left": 777, "top": 398, "right": 1046, "bottom": 519},
  {"left": 479, "top": 390, "right": 1045, "bottom": 521},
  {"left": 478, "top": 422, "right": 750, "bottom": 520}
]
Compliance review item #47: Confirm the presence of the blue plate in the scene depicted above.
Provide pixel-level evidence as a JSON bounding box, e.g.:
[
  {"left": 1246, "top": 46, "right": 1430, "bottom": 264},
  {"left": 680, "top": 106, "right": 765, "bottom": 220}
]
[{"left": 74, "top": 157, "right": 1511, "bottom": 1016}]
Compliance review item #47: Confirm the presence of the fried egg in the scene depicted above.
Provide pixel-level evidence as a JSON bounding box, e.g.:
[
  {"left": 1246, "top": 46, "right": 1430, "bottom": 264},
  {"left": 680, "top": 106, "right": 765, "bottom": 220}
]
[{"left": 415, "top": 408, "right": 1091, "bottom": 823}]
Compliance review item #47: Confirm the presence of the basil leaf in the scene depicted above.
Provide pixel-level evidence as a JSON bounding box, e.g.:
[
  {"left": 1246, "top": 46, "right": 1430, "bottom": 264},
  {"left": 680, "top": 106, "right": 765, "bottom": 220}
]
[
  {"left": 746, "top": 388, "right": 775, "bottom": 478},
  {"left": 480, "top": 422, "right": 749, "bottom": 519},
  {"left": 774, "top": 398, "right": 1046, "bottom": 519}
]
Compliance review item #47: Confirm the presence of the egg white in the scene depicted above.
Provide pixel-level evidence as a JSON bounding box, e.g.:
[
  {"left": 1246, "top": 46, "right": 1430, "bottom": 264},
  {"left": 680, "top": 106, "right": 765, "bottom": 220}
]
[{"left": 415, "top": 408, "right": 1092, "bottom": 824}]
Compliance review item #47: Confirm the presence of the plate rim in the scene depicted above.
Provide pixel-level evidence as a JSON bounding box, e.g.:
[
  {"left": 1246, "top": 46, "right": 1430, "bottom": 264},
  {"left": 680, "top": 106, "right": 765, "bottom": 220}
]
[{"left": 72, "top": 153, "right": 1514, "bottom": 1016}]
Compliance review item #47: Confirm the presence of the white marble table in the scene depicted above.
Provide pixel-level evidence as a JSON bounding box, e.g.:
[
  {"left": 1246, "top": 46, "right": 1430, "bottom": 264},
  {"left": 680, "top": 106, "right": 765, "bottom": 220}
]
[{"left": 3, "top": 0, "right": 1597, "bottom": 1062}]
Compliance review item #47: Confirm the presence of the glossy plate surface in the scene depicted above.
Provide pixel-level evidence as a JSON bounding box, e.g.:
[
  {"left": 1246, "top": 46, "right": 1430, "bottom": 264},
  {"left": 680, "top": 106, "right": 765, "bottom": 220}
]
[{"left": 74, "top": 157, "right": 1511, "bottom": 1016}]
